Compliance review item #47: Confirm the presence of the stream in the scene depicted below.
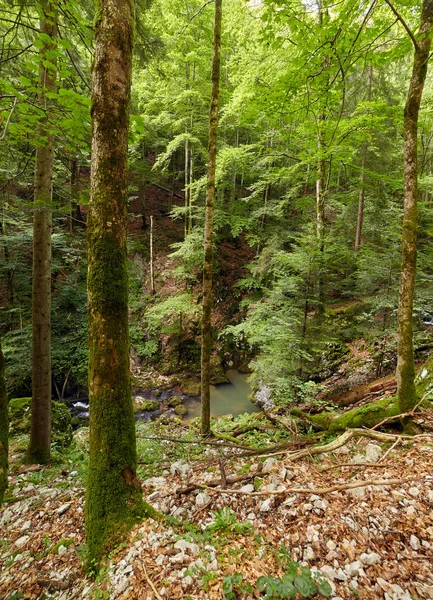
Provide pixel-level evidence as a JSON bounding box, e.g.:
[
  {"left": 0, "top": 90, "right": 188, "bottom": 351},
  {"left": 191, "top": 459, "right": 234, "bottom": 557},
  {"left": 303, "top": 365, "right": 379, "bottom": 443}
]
[{"left": 68, "top": 369, "right": 256, "bottom": 425}]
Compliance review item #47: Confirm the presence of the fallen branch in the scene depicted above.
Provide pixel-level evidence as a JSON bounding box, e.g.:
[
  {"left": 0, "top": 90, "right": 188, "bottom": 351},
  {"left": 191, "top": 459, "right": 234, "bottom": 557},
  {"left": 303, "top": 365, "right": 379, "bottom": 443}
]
[
  {"left": 204, "top": 477, "right": 416, "bottom": 497},
  {"left": 177, "top": 474, "right": 253, "bottom": 495},
  {"left": 142, "top": 563, "right": 164, "bottom": 600},
  {"left": 321, "top": 462, "right": 395, "bottom": 472},
  {"left": 371, "top": 393, "right": 428, "bottom": 430}
]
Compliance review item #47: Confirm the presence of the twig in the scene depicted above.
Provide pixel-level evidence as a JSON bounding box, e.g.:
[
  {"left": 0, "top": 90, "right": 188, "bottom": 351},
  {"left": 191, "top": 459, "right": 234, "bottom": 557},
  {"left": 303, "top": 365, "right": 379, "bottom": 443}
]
[
  {"left": 203, "top": 477, "right": 416, "bottom": 497},
  {"left": 142, "top": 563, "right": 163, "bottom": 600},
  {"left": 321, "top": 462, "right": 395, "bottom": 472},
  {"left": 176, "top": 474, "right": 252, "bottom": 495},
  {"left": 382, "top": 0, "right": 419, "bottom": 50},
  {"left": 0, "top": 96, "right": 17, "bottom": 141},
  {"left": 379, "top": 438, "right": 401, "bottom": 463},
  {"left": 371, "top": 392, "right": 429, "bottom": 430},
  {"left": 219, "top": 457, "right": 227, "bottom": 489}
]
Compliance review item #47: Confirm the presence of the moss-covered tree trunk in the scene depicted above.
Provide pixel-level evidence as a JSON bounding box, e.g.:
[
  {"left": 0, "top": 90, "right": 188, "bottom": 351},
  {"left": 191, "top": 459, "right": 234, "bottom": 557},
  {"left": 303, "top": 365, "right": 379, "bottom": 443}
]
[
  {"left": 396, "top": 1, "right": 433, "bottom": 413},
  {"left": 28, "top": 1, "right": 57, "bottom": 464},
  {"left": 85, "top": 0, "right": 151, "bottom": 566},
  {"left": 201, "top": 0, "right": 222, "bottom": 436},
  {"left": 0, "top": 342, "right": 8, "bottom": 506}
]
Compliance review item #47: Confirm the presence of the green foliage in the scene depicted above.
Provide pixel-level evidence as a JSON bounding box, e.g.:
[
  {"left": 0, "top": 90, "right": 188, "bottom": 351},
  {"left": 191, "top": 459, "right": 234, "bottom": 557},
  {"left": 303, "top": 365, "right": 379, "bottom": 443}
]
[
  {"left": 221, "top": 557, "right": 332, "bottom": 599},
  {"left": 206, "top": 508, "right": 254, "bottom": 536}
]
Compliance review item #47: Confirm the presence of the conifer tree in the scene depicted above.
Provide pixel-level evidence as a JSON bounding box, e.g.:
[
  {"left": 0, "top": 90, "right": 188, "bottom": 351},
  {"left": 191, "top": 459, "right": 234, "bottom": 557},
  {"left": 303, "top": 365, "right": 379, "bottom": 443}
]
[{"left": 28, "top": 0, "right": 57, "bottom": 464}]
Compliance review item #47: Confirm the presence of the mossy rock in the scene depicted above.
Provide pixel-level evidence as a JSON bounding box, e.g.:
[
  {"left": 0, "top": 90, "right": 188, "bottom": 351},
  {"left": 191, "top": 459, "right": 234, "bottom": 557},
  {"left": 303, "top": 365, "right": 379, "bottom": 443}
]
[
  {"left": 8, "top": 397, "right": 73, "bottom": 448},
  {"left": 174, "top": 404, "right": 188, "bottom": 416},
  {"left": 179, "top": 380, "right": 201, "bottom": 396},
  {"left": 133, "top": 396, "right": 160, "bottom": 413},
  {"left": 238, "top": 362, "right": 253, "bottom": 374},
  {"left": 167, "top": 396, "right": 183, "bottom": 407}
]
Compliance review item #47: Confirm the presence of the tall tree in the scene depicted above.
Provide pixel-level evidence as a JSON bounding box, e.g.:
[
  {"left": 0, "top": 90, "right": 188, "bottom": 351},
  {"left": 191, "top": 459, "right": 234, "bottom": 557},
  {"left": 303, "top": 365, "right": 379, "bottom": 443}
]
[
  {"left": 85, "top": 0, "right": 154, "bottom": 565},
  {"left": 201, "top": 0, "right": 223, "bottom": 435},
  {"left": 0, "top": 341, "right": 8, "bottom": 506},
  {"left": 395, "top": 0, "right": 433, "bottom": 414},
  {"left": 27, "top": 0, "right": 57, "bottom": 464}
]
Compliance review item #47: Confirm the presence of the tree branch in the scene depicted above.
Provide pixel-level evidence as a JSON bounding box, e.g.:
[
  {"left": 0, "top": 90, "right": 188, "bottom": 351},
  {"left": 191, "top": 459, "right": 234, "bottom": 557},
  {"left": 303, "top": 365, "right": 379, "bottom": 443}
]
[{"left": 383, "top": 0, "right": 419, "bottom": 50}]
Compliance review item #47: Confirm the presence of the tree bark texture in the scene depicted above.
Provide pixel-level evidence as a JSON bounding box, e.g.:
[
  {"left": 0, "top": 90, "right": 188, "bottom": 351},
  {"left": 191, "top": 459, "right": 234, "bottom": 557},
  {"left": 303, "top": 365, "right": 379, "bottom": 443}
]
[
  {"left": 355, "top": 66, "right": 373, "bottom": 252},
  {"left": 0, "top": 342, "right": 8, "bottom": 506},
  {"left": 396, "top": 0, "right": 433, "bottom": 413},
  {"left": 28, "top": 1, "right": 57, "bottom": 464},
  {"left": 85, "top": 0, "right": 153, "bottom": 566},
  {"left": 201, "top": 0, "right": 222, "bottom": 436}
]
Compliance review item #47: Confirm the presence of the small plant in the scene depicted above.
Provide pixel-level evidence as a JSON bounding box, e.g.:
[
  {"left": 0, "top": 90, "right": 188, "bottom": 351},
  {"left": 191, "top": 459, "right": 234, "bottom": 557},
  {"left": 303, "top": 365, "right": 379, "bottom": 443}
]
[
  {"left": 222, "top": 573, "right": 254, "bottom": 599},
  {"left": 206, "top": 508, "right": 254, "bottom": 536},
  {"left": 220, "top": 558, "right": 332, "bottom": 599}
]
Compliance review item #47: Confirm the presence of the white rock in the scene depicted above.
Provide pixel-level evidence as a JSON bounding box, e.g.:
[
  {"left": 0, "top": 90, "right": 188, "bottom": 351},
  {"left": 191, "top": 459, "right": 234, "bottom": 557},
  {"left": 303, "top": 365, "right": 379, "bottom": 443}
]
[
  {"left": 182, "top": 575, "right": 193, "bottom": 587},
  {"left": 57, "top": 545, "right": 68, "bottom": 556},
  {"left": 335, "top": 568, "right": 347, "bottom": 581},
  {"left": 170, "top": 461, "right": 192, "bottom": 478},
  {"left": 320, "top": 565, "right": 338, "bottom": 581},
  {"left": 347, "top": 486, "right": 366, "bottom": 499},
  {"left": 334, "top": 445, "right": 350, "bottom": 455},
  {"left": 259, "top": 498, "right": 272, "bottom": 512},
  {"left": 303, "top": 546, "right": 315, "bottom": 561},
  {"left": 21, "top": 520, "right": 32, "bottom": 531},
  {"left": 303, "top": 503, "right": 313, "bottom": 512},
  {"left": 408, "top": 487, "right": 420, "bottom": 498},
  {"left": 345, "top": 561, "right": 361, "bottom": 577},
  {"left": 410, "top": 535, "right": 421, "bottom": 550},
  {"left": 174, "top": 539, "right": 199, "bottom": 556},
  {"left": 208, "top": 558, "right": 218, "bottom": 571},
  {"left": 15, "top": 536, "right": 29, "bottom": 548},
  {"left": 56, "top": 503, "right": 71, "bottom": 516},
  {"left": 170, "top": 552, "right": 186, "bottom": 564},
  {"left": 262, "top": 457, "right": 277, "bottom": 473},
  {"left": 326, "top": 540, "right": 336, "bottom": 552},
  {"left": 314, "top": 499, "right": 327, "bottom": 511},
  {"left": 365, "top": 444, "right": 382, "bottom": 463},
  {"left": 306, "top": 526, "right": 319, "bottom": 543},
  {"left": 406, "top": 505, "right": 416, "bottom": 516},
  {"left": 239, "top": 484, "right": 254, "bottom": 493},
  {"left": 156, "top": 554, "right": 166, "bottom": 566},
  {"left": 115, "top": 577, "right": 129, "bottom": 595},
  {"left": 195, "top": 492, "right": 210, "bottom": 508},
  {"left": 144, "top": 476, "right": 167, "bottom": 488},
  {"left": 360, "top": 552, "right": 381, "bottom": 566}
]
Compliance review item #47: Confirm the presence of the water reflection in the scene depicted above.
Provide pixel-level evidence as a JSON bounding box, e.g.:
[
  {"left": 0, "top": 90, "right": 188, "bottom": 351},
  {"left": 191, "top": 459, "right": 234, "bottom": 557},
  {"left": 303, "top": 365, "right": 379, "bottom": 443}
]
[{"left": 183, "top": 369, "right": 257, "bottom": 419}]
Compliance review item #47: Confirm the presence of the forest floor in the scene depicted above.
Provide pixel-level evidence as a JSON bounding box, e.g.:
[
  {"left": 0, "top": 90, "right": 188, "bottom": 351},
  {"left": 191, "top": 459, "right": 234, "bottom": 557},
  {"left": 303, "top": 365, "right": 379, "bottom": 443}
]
[{"left": 2, "top": 420, "right": 433, "bottom": 600}]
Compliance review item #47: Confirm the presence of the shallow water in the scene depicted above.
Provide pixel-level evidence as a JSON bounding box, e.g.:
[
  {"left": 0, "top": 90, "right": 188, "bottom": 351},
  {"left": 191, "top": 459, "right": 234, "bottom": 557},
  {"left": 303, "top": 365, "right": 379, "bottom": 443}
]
[{"left": 183, "top": 369, "right": 257, "bottom": 419}]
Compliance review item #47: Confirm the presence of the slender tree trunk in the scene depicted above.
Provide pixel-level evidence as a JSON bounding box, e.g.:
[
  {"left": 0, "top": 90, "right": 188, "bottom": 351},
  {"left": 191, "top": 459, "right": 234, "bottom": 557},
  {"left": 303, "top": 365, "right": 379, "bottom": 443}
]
[
  {"left": 396, "top": 0, "right": 433, "bottom": 414},
  {"left": 201, "top": 0, "right": 222, "bottom": 436},
  {"left": 85, "top": 0, "right": 154, "bottom": 566},
  {"left": 150, "top": 215, "right": 155, "bottom": 295},
  {"left": 0, "top": 342, "right": 8, "bottom": 506},
  {"left": 355, "top": 66, "right": 373, "bottom": 252},
  {"left": 28, "top": 1, "right": 57, "bottom": 464},
  {"left": 68, "top": 158, "right": 81, "bottom": 232}
]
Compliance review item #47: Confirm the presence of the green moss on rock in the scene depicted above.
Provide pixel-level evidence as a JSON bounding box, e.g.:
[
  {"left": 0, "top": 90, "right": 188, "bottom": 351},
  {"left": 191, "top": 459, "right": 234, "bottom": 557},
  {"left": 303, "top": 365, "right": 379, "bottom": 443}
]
[
  {"left": 132, "top": 397, "right": 159, "bottom": 413},
  {"left": 9, "top": 397, "right": 73, "bottom": 448},
  {"left": 167, "top": 396, "right": 182, "bottom": 407},
  {"left": 180, "top": 380, "right": 201, "bottom": 396},
  {"left": 174, "top": 404, "right": 188, "bottom": 416}
]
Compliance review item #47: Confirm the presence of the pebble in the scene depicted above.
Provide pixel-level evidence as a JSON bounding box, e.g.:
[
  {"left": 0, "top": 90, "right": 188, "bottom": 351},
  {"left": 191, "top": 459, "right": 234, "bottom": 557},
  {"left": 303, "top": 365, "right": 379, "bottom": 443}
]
[
  {"left": 365, "top": 443, "right": 383, "bottom": 463},
  {"left": 303, "top": 546, "right": 315, "bottom": 561},
  {"left": 58, "top": 545, "right": 68, "bottom": 556},
  {"left": 262, "top": 457, "right": 277, "bottom": 473},
  {"left": 410, "top": 535, "right": 421, "bottom": 551},
  {"left": 320, "top": 565, "right": 338, "bottom": 581},
  {"left": 170, "top": 461, "right": 192, "bottom": 478},
  {"left": 195, "top": 492, "right": 210, "bottom": 508},
  {"left": 21, "top": 520, "right": 32, "bottom": 531},
  {"left": 347, "top": 486, "right": 366, "bottom": 498},
  {"left": 360, "top": 552, "right": 381, "bottom": 565},
  {"left": 408, "top": 487, "right": 420, "bottom": 497},
  {"left": 259, "top": 498, "right": 272, "bottom": 512},
  {"left": 56, "top": 503, "right": 71, "bottom": 516},
  {"left": 239, "top": 484, "right": 254, "bottom": 493},
  {"left": 15, "top": 536, "right": 29, "bottom": 548}
]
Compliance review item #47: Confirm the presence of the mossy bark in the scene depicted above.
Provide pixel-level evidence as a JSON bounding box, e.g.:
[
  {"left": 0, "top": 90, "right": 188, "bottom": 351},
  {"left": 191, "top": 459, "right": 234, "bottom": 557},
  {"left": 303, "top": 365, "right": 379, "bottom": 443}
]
[
  {"left": 0, "top": 342, "right": 8, "bottom": 506},
  {"left": 396, "top": 1, "right": 433, "bottom": 414},
  {"left": 201, "top": 0, "right": 222, "bottom": 436},
  {"left": 28, "top": 1, "right": 57, "bottom": 465},
  {"left": 85, "top": 0, "right": 154, "bottom": 567}
]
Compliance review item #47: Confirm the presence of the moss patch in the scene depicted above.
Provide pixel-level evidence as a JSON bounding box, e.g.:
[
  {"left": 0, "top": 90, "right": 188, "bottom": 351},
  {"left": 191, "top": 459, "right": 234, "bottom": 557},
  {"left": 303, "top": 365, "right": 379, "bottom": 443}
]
[
  {"left": 8, "top": 397, "right": 73, "bottom": 448},
  {"left": 132, "top": 397, "right": 160, "bottom": 413}
]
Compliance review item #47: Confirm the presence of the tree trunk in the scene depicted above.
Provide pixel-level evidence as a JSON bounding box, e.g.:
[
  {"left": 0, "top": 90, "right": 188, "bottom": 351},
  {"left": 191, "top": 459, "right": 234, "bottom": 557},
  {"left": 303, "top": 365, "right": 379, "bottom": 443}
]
[
  {"left": 201, "top": 0, "right": 222, "bottom": 436},
  {"left": 396, "top": 1, "right": 433, "bottom": 414},
  {"left": 0, "top": 342, "right": 8, "bottom": 506},
  {"left": 85, "top": 0, "right": 155, "bottom": 566},
  {"left": 150, "top": 215, "right": 155, "bottom": 295},
  {"left": 355, "top": 66, "right": 373, "bottom": 252},
  {"left": 68, "top": 158, "right": 82, "bottom": 233},
  {"left": 28, "top": 1, "right": 57, "bottom": 464}
]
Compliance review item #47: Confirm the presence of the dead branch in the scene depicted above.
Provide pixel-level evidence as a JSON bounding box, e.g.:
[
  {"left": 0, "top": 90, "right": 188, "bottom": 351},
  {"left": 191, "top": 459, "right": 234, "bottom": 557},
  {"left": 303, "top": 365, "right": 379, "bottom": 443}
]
[{"left": 204, "top": 477, "right": 416, "bottom": 497}]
